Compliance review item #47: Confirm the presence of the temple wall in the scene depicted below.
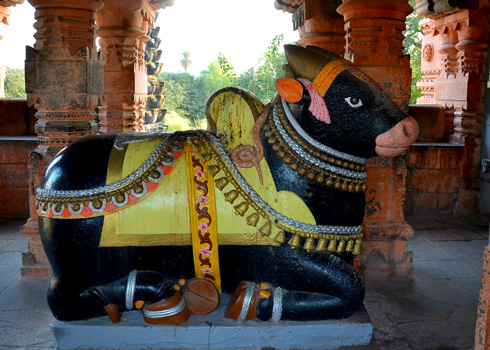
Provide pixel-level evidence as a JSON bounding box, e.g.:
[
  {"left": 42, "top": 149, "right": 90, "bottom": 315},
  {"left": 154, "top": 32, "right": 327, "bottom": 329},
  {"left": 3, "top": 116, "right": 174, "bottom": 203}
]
[{"left": 0, "top": 98, "right": 36, "bottom": 219}]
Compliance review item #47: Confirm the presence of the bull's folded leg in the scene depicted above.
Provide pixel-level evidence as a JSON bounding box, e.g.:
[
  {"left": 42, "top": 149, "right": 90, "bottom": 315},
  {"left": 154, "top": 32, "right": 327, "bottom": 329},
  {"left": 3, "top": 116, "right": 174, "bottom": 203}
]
[
  {"left": 82, "top": 270, "right": 189, "bottom": 324},
  {"left": 47, "top": 270, "right": 187, "bottom": 323},
  {"left": 221, "top": 245, "right": 365, "bottom": 322},
  {"left": 225, "top": 282, "right": 350, "bottom": 322}
]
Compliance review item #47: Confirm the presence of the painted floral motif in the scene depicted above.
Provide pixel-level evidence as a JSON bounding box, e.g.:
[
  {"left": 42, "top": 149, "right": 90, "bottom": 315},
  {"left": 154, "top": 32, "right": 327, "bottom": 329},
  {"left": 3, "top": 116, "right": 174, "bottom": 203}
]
[
  {"left": 198, "top": 221, "right": 209, "bottom": 233},
  {"left": 201, "top": 267, "right": 213, "bottom": 275},
  {"left": 200, "top": 247, "right": 211, "bottom": 257},
  {"left": 197, "top": 195, "right": 208, "bottom": 206},
  {"left": 195, "top": 169, "right": 205, "bottom": 180}
]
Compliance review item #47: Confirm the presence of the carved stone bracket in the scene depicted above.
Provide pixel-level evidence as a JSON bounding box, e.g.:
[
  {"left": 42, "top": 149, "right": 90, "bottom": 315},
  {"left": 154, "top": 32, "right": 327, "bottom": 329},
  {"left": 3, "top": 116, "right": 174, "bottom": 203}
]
[
  {"left": 415, "top": 0, "right": 468, "bottom": 19},
  {"left": 295, "top": 0, "right": 345, "bottom": 56},
  {"left": 96, "top": 0, "right": 161, "bottom": 133},
  {"left": 25, "top": 6, "right": 103, "bottom": 154}
]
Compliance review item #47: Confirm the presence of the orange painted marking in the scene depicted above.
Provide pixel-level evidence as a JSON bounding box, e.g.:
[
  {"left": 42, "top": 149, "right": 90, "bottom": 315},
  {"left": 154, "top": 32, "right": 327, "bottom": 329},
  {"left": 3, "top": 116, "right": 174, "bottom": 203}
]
[
  {"left": 80, "top": 205, "right": 94, "bottom": 217},
  {"left": 61, "top": 208, "right": 72, "bottom": 218},
  {"left": 105, "top": 200, "right": 117, "bottom": 213}
]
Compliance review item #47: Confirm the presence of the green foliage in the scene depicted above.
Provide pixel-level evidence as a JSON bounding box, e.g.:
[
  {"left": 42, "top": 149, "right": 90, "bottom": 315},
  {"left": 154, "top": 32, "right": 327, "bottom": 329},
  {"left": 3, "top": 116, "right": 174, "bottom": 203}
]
[
  {"left": 200, "top": 60, "right": 234, "bottom": 98},
  {"left": 159, "top": 34, "right": 287, "bottom": 128},
  {"left": 4, "top": 67, "right": 26, "bottom": 98},
  {"left": 161, "top": 110, "right": 193, "bottom": 131},
  {"left": 218, "top": 53, "right": 237, "bottom": 85},
  {"left": 403, "top": 0, "right": 423, "bottom": 104},
  {"left": 158, "top": 72, "right": 207, "bottom": 126},
  {"left": 254, "top": 34, "right": 287, "bottom": 102}
]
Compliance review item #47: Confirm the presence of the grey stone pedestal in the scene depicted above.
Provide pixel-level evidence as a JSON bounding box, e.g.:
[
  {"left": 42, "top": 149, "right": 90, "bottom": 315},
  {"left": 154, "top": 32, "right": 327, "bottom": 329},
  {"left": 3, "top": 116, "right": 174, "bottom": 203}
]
[{"left": 51, "top": 295, "right": 373, "bottom": 350}]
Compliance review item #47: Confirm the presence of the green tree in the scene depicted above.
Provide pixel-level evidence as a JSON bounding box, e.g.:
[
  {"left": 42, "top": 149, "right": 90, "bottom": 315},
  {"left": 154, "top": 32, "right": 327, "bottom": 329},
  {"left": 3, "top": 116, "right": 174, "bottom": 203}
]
[
  {"left": 4, "top": 67, "right": 26, "bottom": 98},
  {"left": 217, "top": 53, "right": 237, "bottom": 86},
  {"left": 180, "top": 51, "right": 192, "bottom": 72},
  {"left": 200, "top": 60, "right": 233, "bottom": 100},
  {"left": 245, "top": 34, "right": 287, "bottom": 102},
  {"left": 157, "top": 34, "right": 289, "bottom": 128},
  {"left": 158, "top": 71, "right": 207, "bottom": 126},
  {"left": 162, "top": 79, "right": 187, "bottom": 117},
  {"left": 403, "top": 0, "right": 423, "bottom": 104}
]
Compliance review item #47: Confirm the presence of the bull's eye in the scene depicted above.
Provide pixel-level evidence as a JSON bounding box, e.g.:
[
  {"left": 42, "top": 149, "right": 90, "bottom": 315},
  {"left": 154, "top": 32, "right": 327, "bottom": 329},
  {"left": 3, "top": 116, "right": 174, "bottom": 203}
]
[{"left": 345, "top": 97, "right": 363, "bottom": 108}]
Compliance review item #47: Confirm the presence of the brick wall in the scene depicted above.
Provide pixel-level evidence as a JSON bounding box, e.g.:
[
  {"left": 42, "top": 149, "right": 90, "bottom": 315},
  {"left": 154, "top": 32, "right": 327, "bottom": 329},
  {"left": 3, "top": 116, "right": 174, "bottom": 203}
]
[
  {"left": 0, "top": 98, "right": 37, "bottom": 219},
  {"left": 0, "top": 137, "right": 36, "bottom": 218}
]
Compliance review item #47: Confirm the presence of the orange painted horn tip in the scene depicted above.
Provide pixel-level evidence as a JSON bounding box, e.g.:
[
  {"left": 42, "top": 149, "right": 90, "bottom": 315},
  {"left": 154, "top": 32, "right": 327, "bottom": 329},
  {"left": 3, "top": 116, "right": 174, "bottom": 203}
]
[{"left": 275, "top": 77, "right": 303, "bottom": 103}]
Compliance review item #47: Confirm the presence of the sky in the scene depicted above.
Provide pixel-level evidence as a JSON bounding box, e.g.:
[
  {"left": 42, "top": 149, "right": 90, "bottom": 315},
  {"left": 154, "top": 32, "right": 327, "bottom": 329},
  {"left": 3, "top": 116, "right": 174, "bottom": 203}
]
[{"left": 0, "top": 0, "right": 299, "bottom": 76}]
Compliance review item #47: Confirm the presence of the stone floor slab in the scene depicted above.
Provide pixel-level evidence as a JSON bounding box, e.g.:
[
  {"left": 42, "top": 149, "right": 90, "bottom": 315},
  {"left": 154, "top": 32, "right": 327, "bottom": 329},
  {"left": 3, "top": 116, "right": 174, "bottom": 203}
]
[{"left": 51, "top": 296, "right": 373, "bottom": 350}]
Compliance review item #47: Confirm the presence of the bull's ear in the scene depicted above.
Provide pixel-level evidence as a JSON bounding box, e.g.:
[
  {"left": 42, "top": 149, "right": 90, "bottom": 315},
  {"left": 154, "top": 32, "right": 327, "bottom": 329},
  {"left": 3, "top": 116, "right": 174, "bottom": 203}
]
[{"left": 275, "top": 77, "right": 303, "bottom": 103}]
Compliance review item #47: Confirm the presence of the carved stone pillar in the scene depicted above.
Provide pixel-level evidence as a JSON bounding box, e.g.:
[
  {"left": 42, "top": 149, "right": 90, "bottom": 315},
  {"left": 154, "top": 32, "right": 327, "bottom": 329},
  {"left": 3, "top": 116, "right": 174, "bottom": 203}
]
[
  {"left": 21, "top": 0, "right": 104, "bottom": 276},
  {"left": 338, "top": 0, "right": 414, "bottom": 277},
  {"left": 294, "top": 0, "right": 345, "bottom": 56},
  {"left": 96, "top": 0, "right": 158, "bottom": 133},
  {"left": 414, "top": 8, "right": 488, "bottom": 215}
]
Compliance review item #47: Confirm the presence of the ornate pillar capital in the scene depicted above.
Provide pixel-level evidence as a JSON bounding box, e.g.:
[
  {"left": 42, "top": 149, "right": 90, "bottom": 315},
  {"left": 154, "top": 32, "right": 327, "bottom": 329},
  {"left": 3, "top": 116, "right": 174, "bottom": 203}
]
[
  {"left": 25, "top": 0, "right": 104, "bottom": 154},
  {"left": 294, "top": 0, "right": 345, "bottom": 56},
  {"left": 96, "top": 0, "right": 162, "bottom": 132},
  {"left": 338, "top": 0, "right": 413, "bottom": 68}
]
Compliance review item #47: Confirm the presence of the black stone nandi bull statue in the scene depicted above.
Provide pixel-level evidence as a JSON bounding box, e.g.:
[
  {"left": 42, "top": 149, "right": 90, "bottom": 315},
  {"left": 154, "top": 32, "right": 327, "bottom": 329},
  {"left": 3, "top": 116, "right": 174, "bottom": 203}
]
[{"left": 37, "top": 45, "right": 418, "bottom": 324}]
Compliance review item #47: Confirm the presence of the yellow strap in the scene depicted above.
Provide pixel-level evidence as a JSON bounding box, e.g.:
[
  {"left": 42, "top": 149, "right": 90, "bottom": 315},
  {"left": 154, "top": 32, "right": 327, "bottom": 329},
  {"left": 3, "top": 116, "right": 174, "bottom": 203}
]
[
  {"left": 187, "top": 145, "right": 222, "bottom": 293},
  {"left": 312, "top": 60, "right": 351, "bottom": 96}
]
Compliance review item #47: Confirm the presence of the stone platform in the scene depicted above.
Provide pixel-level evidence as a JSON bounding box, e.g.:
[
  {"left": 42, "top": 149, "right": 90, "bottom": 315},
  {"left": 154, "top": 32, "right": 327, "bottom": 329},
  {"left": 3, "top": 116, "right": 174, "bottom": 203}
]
[{"left": 51, "top": 294, "right": 373, "bottom": 350}]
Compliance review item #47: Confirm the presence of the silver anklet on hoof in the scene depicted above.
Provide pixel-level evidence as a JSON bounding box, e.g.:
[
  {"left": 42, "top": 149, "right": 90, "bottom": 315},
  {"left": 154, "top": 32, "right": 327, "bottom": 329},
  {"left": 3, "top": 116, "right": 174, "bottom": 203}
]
[
  {"left": 125, "top": 270, "right": 137, "bottom": 310},
  {"left": 238, "top": 282, "right": 255, "bottom": 323},
  {"left": 142, "top": 298, "right": 187, "bottom": 319},
  {"left": 271, "top": 287, "right": 283, "bottom": 323}
]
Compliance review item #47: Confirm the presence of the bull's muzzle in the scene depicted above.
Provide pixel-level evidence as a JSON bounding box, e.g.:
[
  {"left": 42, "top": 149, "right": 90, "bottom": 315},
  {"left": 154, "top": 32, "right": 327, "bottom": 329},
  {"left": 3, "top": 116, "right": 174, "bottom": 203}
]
[{"left": 375, "top": 116, "right": 419, "bottom": 157}]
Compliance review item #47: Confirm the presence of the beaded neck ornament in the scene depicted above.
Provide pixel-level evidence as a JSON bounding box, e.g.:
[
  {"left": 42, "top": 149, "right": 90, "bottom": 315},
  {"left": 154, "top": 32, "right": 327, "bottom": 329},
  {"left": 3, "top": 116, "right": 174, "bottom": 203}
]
[{"left": 262, "top": 99, "right": 368, "bottom": 193}]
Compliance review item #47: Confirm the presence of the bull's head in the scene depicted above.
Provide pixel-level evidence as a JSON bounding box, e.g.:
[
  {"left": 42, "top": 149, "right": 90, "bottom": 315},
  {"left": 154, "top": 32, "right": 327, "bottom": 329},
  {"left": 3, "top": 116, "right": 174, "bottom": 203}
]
[{"left": 275, "top": 45, "right": 418, "bottom": 159}]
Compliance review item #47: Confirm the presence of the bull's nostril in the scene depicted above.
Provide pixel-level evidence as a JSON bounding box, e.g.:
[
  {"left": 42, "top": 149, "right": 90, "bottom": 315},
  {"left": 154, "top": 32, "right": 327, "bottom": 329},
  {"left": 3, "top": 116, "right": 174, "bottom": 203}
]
[{"left": 403, "top": 125, "right": 412, "bottom": 138}]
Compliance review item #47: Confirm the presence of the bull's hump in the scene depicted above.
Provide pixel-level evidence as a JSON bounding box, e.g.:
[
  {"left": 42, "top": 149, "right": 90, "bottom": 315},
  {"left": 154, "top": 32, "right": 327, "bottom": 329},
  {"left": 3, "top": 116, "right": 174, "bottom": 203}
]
[{"left": 42, "top": 134, "right": 119, "bottom": 191}]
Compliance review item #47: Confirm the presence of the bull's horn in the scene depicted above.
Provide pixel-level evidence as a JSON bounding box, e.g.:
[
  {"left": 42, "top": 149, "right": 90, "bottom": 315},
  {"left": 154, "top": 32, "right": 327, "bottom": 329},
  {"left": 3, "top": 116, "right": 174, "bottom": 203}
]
[{"left": 284, "top": 44, "right": 347, "bottom": 82}]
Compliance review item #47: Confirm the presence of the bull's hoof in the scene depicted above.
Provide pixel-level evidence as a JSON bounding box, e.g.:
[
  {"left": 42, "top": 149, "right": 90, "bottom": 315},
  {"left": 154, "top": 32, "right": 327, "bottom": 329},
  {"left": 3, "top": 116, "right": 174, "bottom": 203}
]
[
  {"left": 182, "top": 278, "right": 220, "bottom": 315},
  {"left": 225, "top": 281, "right": 278, "bottom": 322},
  {"left": 142, "top": 292, "right": 189, "bottom": 325}
]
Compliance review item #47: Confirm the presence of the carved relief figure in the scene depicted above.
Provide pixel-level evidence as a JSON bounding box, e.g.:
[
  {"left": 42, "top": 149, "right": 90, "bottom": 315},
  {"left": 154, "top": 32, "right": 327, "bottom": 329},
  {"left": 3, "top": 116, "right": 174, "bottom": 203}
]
[{"left": 36, "top": 45, "right": 418, "bottom": 323}]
